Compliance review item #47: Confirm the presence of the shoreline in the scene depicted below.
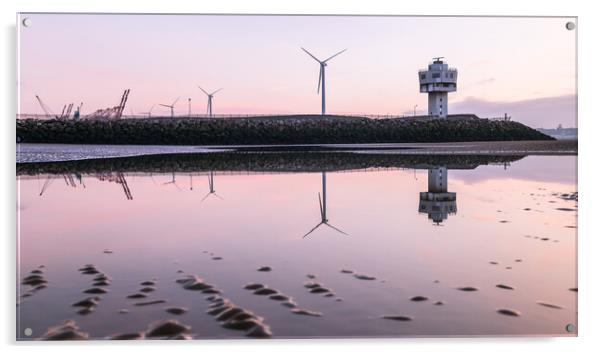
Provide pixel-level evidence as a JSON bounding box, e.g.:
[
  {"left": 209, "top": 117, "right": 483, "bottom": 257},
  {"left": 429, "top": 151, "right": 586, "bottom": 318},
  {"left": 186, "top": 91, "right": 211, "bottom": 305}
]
[{"left": 16, "top": 140, "right": 577, "bottom": 164}]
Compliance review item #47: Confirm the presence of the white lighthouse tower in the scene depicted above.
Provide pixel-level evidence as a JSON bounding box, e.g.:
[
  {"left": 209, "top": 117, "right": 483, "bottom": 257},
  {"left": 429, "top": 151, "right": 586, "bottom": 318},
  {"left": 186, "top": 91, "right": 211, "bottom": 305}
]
[{"left": 418, "top": 57, "right": 457, "bottom": 118}]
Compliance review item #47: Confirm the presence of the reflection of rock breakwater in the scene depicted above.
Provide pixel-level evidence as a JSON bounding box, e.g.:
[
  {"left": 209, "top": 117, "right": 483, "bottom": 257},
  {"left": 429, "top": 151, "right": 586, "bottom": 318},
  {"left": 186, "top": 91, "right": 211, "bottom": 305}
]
[{"left": 17, "top": 152, "right": 525, "bottom": 175}]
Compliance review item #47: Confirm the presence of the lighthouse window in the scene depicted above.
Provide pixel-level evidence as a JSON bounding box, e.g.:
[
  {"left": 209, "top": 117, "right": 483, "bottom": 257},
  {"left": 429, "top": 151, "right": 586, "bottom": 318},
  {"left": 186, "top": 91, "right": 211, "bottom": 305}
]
[
  {"left": 420, "top": 74, "right": 426, "bottom": 79},
  {"left": 431, "top": 73, "right": 440, "bottom": 79},
  {"left": 450, "top": 73, "right": 454, "bottom": 78}
]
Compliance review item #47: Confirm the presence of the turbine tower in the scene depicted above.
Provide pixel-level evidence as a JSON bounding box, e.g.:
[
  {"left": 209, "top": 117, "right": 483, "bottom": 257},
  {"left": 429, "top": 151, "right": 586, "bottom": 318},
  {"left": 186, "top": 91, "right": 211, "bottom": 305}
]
[
  {"left": 159, "top": 97, "right": 180, "bottom": 118},
  {"left": 198, "top": 86, "right": 223, "bottom": 118},
  {"left": 301, "top": 47, "right": 347, "bottom": 115}
]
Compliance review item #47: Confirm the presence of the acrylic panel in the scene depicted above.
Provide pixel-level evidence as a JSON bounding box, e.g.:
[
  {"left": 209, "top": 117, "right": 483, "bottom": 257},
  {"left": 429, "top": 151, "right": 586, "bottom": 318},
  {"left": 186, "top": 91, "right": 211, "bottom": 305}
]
[{"left": 16, "top": 13, "right": 577, "bottom": 340}]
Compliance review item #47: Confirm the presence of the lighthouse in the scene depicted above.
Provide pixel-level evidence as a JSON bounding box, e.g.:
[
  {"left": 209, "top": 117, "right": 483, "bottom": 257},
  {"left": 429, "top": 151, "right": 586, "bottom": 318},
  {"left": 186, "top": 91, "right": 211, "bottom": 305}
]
[
  {"left": 418, "top": 57, "right": 457, "bottom": 118},
  {"left": 418, "top": 166, "right": 457, "bottom": 225}
]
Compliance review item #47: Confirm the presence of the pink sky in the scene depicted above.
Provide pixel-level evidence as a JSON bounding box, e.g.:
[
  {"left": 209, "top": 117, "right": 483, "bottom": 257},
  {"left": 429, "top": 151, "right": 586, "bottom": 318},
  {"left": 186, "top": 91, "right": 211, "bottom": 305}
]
[{"left": 17, "top": 14, "right": 576, "bottom": 127}]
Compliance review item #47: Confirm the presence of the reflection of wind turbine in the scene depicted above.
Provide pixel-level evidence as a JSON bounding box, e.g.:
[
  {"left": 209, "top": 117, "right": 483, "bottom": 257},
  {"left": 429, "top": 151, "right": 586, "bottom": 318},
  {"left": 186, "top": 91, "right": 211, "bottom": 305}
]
[
  {"left": 163, "top": 172, "right": 183, "bottom": 190},
  {"left": 301, "top": 47, "right": 347, "bottom": 115},
  {"left": 201, "top": 171, "right": 223, "bottom": 202},
  {"left": 159, "top": 97, "right": 180, "bottom": 118},
  {"left": 198, "top": 87, "right": 222, "bottom": 117},
  {"left": 303, "top": 172, "right": 348, "bottom": 238}
]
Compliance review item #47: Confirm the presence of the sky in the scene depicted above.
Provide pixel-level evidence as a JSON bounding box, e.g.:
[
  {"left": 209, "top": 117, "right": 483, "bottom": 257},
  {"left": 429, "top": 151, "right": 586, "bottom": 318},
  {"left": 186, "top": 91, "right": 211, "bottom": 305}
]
[{"left": 17, "top": 14, "right": 576, "bottom": 127}]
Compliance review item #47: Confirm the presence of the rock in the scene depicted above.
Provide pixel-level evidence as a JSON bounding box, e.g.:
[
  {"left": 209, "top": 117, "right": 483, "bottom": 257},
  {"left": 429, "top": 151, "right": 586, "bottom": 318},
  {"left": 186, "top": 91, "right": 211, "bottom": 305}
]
[
  {"left": 410, "top": 296, "right": 428, "bottom": 302},
  {"left": 207, "top": 305, "right": 230, "bottom": 316},
  {"left": 515, "top": 259, "right": 522, "bottom": 262},
  {"left": 433, "top": 301, "right": 444, "bottom": 306},
  {"left": 309, "top": 287, "right": 330, "bottom": 294},
  {"left": 134, "top": 300, "right": 166, "bottom": 306},
  {"left": 496, "top": 284, "right": 515, "bottom": 290},
  {"left": 146, "top": 320, "right": 191, "bottom": 338},
  {"left": 216, "top": 307, "right": 245, "bottom": 322},
  {"left": 77, "top": 307, "right": 94, "bottom": 316},
  {"left": 83, "top": 287, "right": 108, "bottom": 294},
  {"left": 489, "top": 261, "right": 498, "bottom": 265},
  {"left": 127, "top": 293, "right": 147, "bottom": 299},
  {"left": 569, "top": 287, "right": 578, "bottom": 292},
  {"left": 30, "top": 269, "right": 43, "bottom": 274},
  {"left": 291, "top": 308, "right": 322, "bottom": 317},
  {"left": 457, "top": 287, "right": 478, "bottom": 292},
  {"left": 140, "top": 287, "right": 156, "bottom": 293},
  {"left": 253, "top": 288, "right": 277, "bottom": 296},
  {"left": 103, "top": 249, "right": 113, "bottom": 254},
  {"left": 93, "top": 275, "right": 111, "bottom": 282},
  {"left": 304, "top": 282, "right": 321, "bottom": 289},
  {"left": 268, "top": 294, "right": 290, "bottom": 301},
  {"left": 222, "top": 319, "right": 258, "bottom": 331},
  {"left": 499, "top": 220, "right": 509, "bottom": 223},
  {"left": 244, "top": 283, "right": 265, "bottom": 290},
  {"left": 202, "top": 288, "right": 222, "bottom": 294},
  {"left": 257, "top": 266, "right": 272, "bottom": 272},
  {"left": 245, "top": 322, "right": 272, "bottom": 338},
  {"left": 497, "top": 308, "right": 521, "bottom": 317},
  {"left": 381, "top": 315, "right": 413, "bottom": 321},
  {"left": 353, "top": 274, "right": 376, "bottom": 281},
  {"left": 165, "top": 307, "right": 188, "bottom": 315},
  {"left": 556, "top": 208, "right": 576, "bottom": 212},
  {"left": 40, "top": 320, "right": 89, "bottom": 340},
  {"left": 340, "top": 269, "right": 354, "bottom": 274},
  {"left": 537, "top": 301, "right": 563, "bottom": 309},
  {"left": 281, "top": 301, "right": 297, "bottom": 308},
  {"left": 93, "top": 281, "right": 111, "bottom": 287},
  {"left": 212, "top": 257, "right": 223, "bottom": 260},
  {"left": 306, "top": 274, "right": 316, "bottom": 279},
  {"left": 140, "top": 281, "right": 156, "bottom": 286},
  {"left": 109, "top": 332, "right": 144, "bottom": 340},
  {"left": 72, "top": 297, "right": 100, "bottom": 308}
]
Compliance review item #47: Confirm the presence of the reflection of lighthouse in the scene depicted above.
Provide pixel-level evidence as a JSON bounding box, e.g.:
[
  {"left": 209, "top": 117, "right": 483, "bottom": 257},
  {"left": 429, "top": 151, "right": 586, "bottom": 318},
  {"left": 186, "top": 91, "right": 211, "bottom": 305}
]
[{"left": 418, "top": 167, "right": 457, "bottom": 224}]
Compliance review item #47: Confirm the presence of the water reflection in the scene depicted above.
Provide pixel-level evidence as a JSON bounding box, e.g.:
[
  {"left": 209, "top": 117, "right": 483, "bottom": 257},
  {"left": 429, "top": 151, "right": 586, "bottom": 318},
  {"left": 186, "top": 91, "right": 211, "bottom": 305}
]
[
  {"left": 16, "top": 152, "right": 578, "bottom": 339},
  {"left": 418, "top": 166, "right": 457, "bottom": 225},
  {"left": 303, "top": 172, "right": 348, "bottom": 238}
]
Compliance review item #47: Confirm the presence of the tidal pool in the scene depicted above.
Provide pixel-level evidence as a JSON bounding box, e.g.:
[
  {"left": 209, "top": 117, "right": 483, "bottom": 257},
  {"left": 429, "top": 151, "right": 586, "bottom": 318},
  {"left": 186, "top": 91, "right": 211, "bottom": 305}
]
[{"left": 16, "top": 153, "right": 577, "bottom": 339}]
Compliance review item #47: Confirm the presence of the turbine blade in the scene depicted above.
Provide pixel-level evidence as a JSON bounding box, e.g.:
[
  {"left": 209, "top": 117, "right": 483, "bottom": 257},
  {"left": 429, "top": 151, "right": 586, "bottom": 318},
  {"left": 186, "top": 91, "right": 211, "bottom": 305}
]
[
  {"left": 213, "top": 193, "right": 224, "bottom": 200},
  {"left": 158, "top": 104, "right": 171, "bottom": 108},
  {"left": 325, "top": 222, "right": 348, "bottom": 235},
  {"left": 303, "top": 222, "right": 324, "bottom": 238},
  {"left": 323, "top": 48, "right": 347, "bottom": 63},
  {"left": 317, "top": 67, "right": 322, "bottom": 94},
  {"left": 200, "top": 193, "right": 211, "bottom": 203},
  {"left": 198, "top": 86, "right": 210, "bottom": 96},
  {"left": 211, "top": 88, "right": 223, "bottom": 95},
  {"left": 172, "top": 97, "right": 180, "bottom": 106},
  {"left": 301, "top": 47, "right": 321, "bottom": 63}
]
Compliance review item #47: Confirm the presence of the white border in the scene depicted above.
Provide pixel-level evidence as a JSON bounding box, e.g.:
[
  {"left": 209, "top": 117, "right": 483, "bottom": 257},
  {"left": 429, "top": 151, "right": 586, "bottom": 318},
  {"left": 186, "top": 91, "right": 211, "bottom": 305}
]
[{"left": 3, "top": 1, "right": 600, "bottom": 353}]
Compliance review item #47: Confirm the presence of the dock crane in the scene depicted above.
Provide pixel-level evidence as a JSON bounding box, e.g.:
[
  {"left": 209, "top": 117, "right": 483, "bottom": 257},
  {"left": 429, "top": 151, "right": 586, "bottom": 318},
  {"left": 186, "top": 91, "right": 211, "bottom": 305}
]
[{"left": 35, "top": 95, "right": 56, "bottom": 119}]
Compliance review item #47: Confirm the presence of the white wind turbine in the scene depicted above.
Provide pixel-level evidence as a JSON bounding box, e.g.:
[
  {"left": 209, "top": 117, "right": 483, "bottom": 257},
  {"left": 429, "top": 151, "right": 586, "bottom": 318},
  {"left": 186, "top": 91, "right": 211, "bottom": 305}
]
[
  {"left": 159, "top": 97, "right": 180, "bottom": 118},
  {"left": 301, "top": 47, "right": 347, "bottom": 115},
  {"left": 201, "top": 171, "right": 223, "bottom": 203},
  {"left": 198, "top": 87, "right": 223, "bottom": 118}
]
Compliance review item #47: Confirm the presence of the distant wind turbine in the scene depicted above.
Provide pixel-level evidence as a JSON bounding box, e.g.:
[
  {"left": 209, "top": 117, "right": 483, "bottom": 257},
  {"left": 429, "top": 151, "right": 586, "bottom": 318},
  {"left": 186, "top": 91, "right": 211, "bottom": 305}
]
[
  {"left": 163, "top": 172, "right": 183, "bottom": 191},
  {"left": 303, "top": 172, "right": 348, "bottom": 238},
  {"left": 159, "top": 97, "right": 180, "bottom": 118},
  {"left": 198, "top": 87, "right": 223, "bottom": 118},
  {"left": 140, "top": 104, "right": 155, "bottom": 118},
  {"left": 301, "top": 47, "right": 347, "bottom": 115}
]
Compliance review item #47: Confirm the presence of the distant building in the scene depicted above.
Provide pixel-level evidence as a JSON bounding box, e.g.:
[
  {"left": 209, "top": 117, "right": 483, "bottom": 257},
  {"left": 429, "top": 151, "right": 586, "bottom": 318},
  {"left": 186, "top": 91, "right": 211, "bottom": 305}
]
[
  {"left": 418, "top": 167, "right": 457, "bottom": 224},
  {"left": 419, "top": 57, "right": 457, "bottom": 118}
]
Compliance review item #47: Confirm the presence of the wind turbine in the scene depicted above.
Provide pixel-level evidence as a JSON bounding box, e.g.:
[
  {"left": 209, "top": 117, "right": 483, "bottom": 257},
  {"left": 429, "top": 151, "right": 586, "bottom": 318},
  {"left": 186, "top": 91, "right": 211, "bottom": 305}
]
[
  {"left": 301, "top": 47, "right": 347, "bottom": 115},
  {"left": 201, "top": 171, "right": 223, "bottom": 202},
  {"left": 303, "top": 172, "right": 348, "bottom": 238},
  {"left": 159, "top": 97, "right": 180, "bottom": 118},
  {"left": 140, "top": 104, "right": 155, "bottom": 118},
  {"left": 198, "top": 87, "right": 223, "bottom": 118}
]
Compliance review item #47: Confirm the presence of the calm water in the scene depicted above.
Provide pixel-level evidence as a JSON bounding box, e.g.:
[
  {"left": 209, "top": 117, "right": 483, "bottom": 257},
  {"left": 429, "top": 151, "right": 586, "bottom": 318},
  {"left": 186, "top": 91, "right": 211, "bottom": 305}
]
[{"left": 16, "top": 154, "right": 577, "bottom": 339}]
